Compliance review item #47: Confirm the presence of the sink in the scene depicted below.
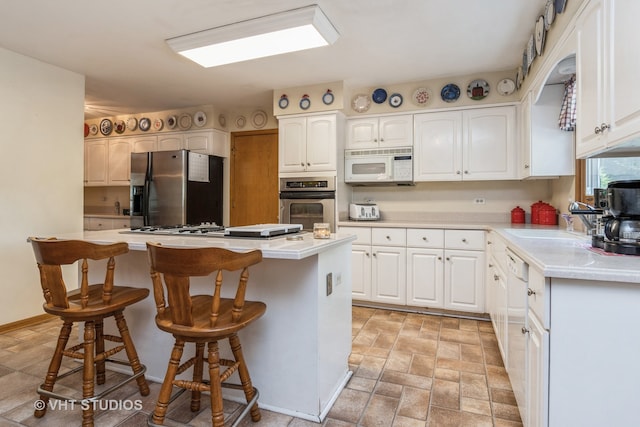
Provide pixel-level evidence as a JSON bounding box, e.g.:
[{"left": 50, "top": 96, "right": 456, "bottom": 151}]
[{"left": 503, "top": 228, "right": 582, "bottom": 239}]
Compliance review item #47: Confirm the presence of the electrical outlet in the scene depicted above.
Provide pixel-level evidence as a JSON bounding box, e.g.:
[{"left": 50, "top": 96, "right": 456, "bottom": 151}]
[
  {"left": 326, "top": 273, "right": 333, "bottom": 296},
  {"left": 474, "top": 198, "right": 486, "bottom": 204}
]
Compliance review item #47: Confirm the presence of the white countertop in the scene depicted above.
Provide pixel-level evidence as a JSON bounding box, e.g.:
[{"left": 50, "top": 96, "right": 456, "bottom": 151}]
[
  {"left": 56, "top": 229, "right": 356, "bottom": 260},
  {"left": 338, "top": 219, "right": 640, "bottom": 284}
]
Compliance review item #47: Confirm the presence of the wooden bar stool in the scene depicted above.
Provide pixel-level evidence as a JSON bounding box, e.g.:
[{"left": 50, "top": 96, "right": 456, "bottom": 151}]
[
  {"left": 29, "top": 237, "right": 150, "bottom": 427},
  {"left": 146, "top": 242, "right": 266, "bottom": 427}
]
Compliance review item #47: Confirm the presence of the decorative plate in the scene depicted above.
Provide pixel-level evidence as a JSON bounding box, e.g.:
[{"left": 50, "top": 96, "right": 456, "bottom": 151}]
[
  {"left": 527, "top": 33, "right": 536, "bottom": 68},
  {"left": 352, "top": 94, "right": 371, "bottom": 113},
  {"left": 299, "top": 95, "right": 311, "bottom": 110},
  {"left": 193, "top": 111, "right": 207, "bottom": 127},
  {"left": 89, "top": 124, "right": 98, "bottom": 135},
  {"left": 555, "top": 0, "right": 567, "bottom": 14},
  {"left": 100, "top": 118, "right": 113, "bottom": 136},
  {"left": 84, "top": 123, "right": 89, "bottom": 138},
  {"left": 544, "top": 0, "right": 555, "bottom": 30},
  {"left": 218, "top": 114, "right": 227, "bottom": 128},
  {"left": 178, "top": 113, "right": 191, "bottom": 130},
  {"left": 412, "top": 87, "right": 431, "bottom": 106},
  {"left": 516, "top": 66, "right": 524, "bottom": 90},
  {"left": 441, "top": 83, "right": 460, "bottom": 102},
  {"left": 497, "top": 78, "right": 516, "bottom": 96},
  {"left": 235, "top": 115, "right": 246, "bottom": 129},
  {"left": 114, "top": 119, "right": 126, "bottom": 134},
  {"left": 278, "top": 94, "right": 289, "bottom": 109},
  {"left": 322, "top": 89, "right": 334, "bottom": 105},
  {"left": 389, "top": 93, "right": 403, "bottom": 108},
  {"left": 126, "top": 117, "right": 138, "bottom": 131},
  {"left": 153, "top": 118, "right": 164, "bottom": 131},
  {"left": 467, "top": 79, "right": 490, "bottom": 100},
  {"left": 139, "top": 117, "right": 151, "bottom": 132},
  {"left": 166, "top": 115, "right": 177, "bottom": 129},
  {"left": 522, "top": 49, "right": 528, "bottom": 77},
  {"left": 251, "top": 110, "right": 267, "bottom": 129},
  {"left": 535, "top": 15, "right": 546, "bottom": 56},
  {"left": 372, "top": 88, "right": 387, "bottom": 104}
]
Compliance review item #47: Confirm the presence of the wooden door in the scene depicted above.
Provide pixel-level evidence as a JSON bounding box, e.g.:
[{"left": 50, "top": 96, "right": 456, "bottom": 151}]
[{"left": 230, "top": 129, "right": 279, "bottom": 226}]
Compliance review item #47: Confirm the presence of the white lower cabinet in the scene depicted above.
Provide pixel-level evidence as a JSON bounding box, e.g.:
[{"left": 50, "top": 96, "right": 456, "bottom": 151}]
[
  {"left": 84, "top": 216, "right": 131, "bottom": 231},
  {"left": 526, "top": 309, "right": 549, "bottom": 427},
  {"left": 342, "top": 226, "right": 485, "bottom": 313}
]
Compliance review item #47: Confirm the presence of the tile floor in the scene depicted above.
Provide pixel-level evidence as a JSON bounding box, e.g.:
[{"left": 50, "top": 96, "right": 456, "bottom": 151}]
[{"left": 0, "top": 307, "right": 522, "bottom": 426}]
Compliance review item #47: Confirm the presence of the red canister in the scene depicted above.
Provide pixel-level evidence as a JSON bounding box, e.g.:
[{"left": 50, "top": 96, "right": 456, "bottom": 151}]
[
  {"left": 511, "top": 206, "right": 525, "bottom": 224},
  {"left": 531, "top": 201, "right": 544, "bottom": 224},
  {"left": 539, "top": 205, "right": 558, "bottom": 225}
]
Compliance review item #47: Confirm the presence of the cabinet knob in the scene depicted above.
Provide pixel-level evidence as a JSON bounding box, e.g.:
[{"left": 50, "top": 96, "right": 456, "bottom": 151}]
[
  {"left": 462, "top": 238, "right": 467, "bottom": 243},
  {"left": 386, "top": 235, "right": 391, "bottom": 240},
  {"left": 373, "top": 253, "right": 377, "bottom": 257},
  {"left": 493, "top": 274, "right": 499, "bottom": 281},
  {"left": 521, "top": 327, "right": 530, "bottom": 335},
  {"left": 374, "top": 138, "right": 378, "bottom": 142},
  {"left": 456, "top": 171, "right": 461, "bottom": 175},
  {"left": 488, "top": 263, "right": 494, "bottom": 267},
  {"left": 422, "top": 236, "right": 428, "bottom": 241},
  {"left": 446, "top": 257, "right": 451, "bottom": 261},
  {"left": 594, "top": 126, "right": 602, "bottom": 134},
  {"left": 300, "top": 162, "right": 305, "bottom": 167},
  {"left": 366, "top": 252, "right": 370, "bottom": 257},
  {"left": 307, "top": 162, "right": 311, "bottom": 166},
  {"left": 524, "top": 164, "right": 530, "bottom": 169},
  {"left": 464, "top": 170, "right": 469, "bottom": 174},
  {"left": 487, "top": 241, "right": 492, "bottom": 245},
  {"left": 380, "top": 138, "right": 384, "bottom": 142},
  {"left": 527, "top": 288, "right": 536, "bottom": 296},
  {"left": 600, "top": 123, "right": 610, "bottom": 132},
  {"left": 438, "top": 256, "right": 442, "bottom": 261}
]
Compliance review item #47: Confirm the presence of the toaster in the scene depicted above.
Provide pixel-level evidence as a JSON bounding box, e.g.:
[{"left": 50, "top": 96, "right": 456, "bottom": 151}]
[{"left": 349, "top": 203, "right": 380, "bottom": 221}]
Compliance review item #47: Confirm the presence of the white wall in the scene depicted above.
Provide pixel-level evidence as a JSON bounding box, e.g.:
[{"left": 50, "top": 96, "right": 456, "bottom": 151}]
[{"left": 0, "top": 47, "right": 84, "bottom": 325}]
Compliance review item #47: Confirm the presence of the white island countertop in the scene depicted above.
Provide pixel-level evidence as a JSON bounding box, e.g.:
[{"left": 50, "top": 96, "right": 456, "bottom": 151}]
[{"left": 52, "top": 229, "right": 356, "bottom": 260}]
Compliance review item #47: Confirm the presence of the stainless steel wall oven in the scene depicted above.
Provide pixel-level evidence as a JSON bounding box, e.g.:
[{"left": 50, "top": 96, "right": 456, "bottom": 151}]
[{"left": 279, "top": 177, "right": 336, "bottom": 232}]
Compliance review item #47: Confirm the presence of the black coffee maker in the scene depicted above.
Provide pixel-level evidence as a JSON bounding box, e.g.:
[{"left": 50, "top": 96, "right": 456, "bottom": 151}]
[{"left": 602, "top": 180, "right": 640, "bottom": 255}]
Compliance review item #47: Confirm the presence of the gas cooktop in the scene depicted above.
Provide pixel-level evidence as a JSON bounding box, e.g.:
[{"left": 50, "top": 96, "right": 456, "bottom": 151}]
[{"left": 121, "top": 223, "right": 304, "bottom": 239}]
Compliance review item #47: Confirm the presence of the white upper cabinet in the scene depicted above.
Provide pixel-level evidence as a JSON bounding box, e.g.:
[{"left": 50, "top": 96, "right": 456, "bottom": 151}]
[
  {"left": 519, "top": 87, "right": 574, "bottom": 178},
  {"left": 84, "top": 139, "right": 108, "bottom": 186},
  {"left": 414, "top": 106, "right": 516, "bottom": 181},
  {"left": 346, "top": 115, "right": 413, "bottom": 149},
  {"left": 279, "top": 114, "right": 338, "bottom": 173},
  {"left": 107, "top": 138, "right": 131, "bottom": 185},
  {"left": 131, "top": 136, "right": 158, "bottom": 153},
  {"left": 576, "top": 0, "right": 640, "bottom": 157},
  {"left": 84, "top": 138, "right": 130, "bottom": 186}
]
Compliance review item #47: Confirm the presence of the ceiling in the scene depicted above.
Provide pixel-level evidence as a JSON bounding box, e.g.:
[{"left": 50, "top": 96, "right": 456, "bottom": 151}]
[{"left": 0, "top": 1, "right": 549, "bottom": 119}]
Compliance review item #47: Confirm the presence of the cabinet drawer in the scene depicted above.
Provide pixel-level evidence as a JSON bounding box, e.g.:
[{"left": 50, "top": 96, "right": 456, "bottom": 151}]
[
  {"left": 406, "top": 228, "right": 444, "bottom": 248},
  {"left": 340, "top": 226, "right": 371, "bottom": 245},
  {"left": 372, "top": 228, "right": 406, "bottom": 246},
  {"left": 488, "top": 231, "right": 508, "bottom": 272},
  {"left": 112, "top": 218, "right": 131, "bottom": 229},
  {"left": 445, "top": 230, "right": 485, "bottom": 250}
]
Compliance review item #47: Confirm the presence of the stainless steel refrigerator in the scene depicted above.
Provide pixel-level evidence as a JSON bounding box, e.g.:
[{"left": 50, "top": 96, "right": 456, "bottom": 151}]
[{"left": 130, "top": 149, "right": 223, "bottom": 226}]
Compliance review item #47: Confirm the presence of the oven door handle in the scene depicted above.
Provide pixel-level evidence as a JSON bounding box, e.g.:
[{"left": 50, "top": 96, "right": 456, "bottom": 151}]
[{"left": 279, "top": 191, "right": 335, "bottom": 199}]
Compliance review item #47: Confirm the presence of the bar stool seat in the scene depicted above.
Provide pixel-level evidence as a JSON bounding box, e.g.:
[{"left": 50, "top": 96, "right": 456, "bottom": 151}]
[
  {"left": 146, "top": 242, "right": 266, "bottom": 427},
  {"left": 29, "top": 237, "right": 150, "bottom": 427}
]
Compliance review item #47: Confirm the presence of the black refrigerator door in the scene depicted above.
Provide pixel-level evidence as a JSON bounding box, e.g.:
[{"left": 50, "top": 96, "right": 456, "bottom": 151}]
[{"left": 186, "top": 155, "right": 223, "bottom": 226}]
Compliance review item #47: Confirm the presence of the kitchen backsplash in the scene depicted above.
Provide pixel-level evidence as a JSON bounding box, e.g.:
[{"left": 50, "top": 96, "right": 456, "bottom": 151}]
[{"left": 84, "top": 186, "right": 129, "bottom": 215}]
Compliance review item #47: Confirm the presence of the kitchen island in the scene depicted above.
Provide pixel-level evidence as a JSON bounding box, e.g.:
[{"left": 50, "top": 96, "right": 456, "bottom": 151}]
[{"left": 51, "top": 229, "right": 355, "bottom": 422}]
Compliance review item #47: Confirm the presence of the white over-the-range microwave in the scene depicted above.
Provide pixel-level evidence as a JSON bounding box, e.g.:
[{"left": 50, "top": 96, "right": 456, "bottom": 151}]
[{"left": 344, "top": 146, "right": 413, "bottom": 185}]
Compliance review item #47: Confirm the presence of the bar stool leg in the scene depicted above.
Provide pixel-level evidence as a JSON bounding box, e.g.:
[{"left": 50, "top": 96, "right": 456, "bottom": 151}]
[
  {"left": 35, "top": 321, "right": 72, "bottom": 418},
  {"left": 82, "top": 320, "right": 96, "bottom": 427},
  {"left": 207, "top": 341, "right": 225, "bottom": 427},
  {"left": 191, "top": 342, "right": 205, "bottom": 412},
  {"left": 95, "top": 320, "right": 106, "bottom": 385},
  {"left": 114, "top": 311, "right": 150, "bottom": 396},
  {"left": 152, "top": 339, "right": 185, "bottom": 425},
  {"left": 229, "top": 333, "right": 261, "bottom": 422}
]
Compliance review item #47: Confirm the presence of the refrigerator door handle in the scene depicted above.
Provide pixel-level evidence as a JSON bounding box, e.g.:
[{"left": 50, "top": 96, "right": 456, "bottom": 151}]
[{"left": 143, "top": 152, "right": 152, "bottom": 226}]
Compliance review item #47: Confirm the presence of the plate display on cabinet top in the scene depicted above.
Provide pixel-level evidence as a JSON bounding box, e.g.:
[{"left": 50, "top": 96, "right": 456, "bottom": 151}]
[
  {"left": 193, "top": 111, "right": 207, "bottom": 127},
  {"left": 100, "top": 118, "right": 113, "bottom": 135},
  {"left": 497, "top": 78, "right": 516, "bottom": 96},
  {"left": 352, "top": 94, "right": 371, "bottom": 113}
]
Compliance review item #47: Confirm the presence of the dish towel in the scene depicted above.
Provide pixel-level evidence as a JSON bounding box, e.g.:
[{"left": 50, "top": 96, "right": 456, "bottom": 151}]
[{"left": 558, "top": 74, "right": 577, "bottom": 131}]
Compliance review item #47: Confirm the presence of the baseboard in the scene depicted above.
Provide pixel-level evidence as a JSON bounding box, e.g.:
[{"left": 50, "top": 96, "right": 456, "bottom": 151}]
[
  {"left": 352, "top": 301, "right": 491, "bottom": 322},
  {"left": 0, "top": 313, "right": 55, "bottom": 333}
]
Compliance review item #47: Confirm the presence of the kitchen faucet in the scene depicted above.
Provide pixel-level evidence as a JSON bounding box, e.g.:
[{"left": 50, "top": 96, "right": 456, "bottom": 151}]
[{"left": 568, "top": 201, "right": 602, "bottom": 234}]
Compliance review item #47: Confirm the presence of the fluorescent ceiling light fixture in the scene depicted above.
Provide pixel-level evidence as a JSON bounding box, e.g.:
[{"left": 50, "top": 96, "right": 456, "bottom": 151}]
[{"left": 166, "top": 4, "right": 339, "bottom": 68}]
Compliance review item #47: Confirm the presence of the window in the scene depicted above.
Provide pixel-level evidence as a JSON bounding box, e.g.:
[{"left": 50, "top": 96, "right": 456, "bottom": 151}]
[{"left": 585, "top": 157, "right": 640, "bottom": 195}]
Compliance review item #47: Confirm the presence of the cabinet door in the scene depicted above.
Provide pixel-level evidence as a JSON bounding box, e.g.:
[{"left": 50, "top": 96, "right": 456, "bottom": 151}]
[
  {"left": 131, "top": 136, "right": 158, "bottom": 153},
  {"left": 112, "top": 217, "right": 131, "bottom": 229},
  {"left": 463, "top": 106, "right": 516, "bottom": 180},
  {"left": 351, "top": 244, "right": 372, "bottom": 301},
  {"left": 158, "top": 134, "right": 183, "bottom": 151},
  {"left": 108, "top": 138, "right": 131, "bottom": 185},
  {"left": 576, "top": 0, "right": 607, "bottom": 157},
  {"left": 184, "top": 131, "right": 212, "bottom": 154},
  {"left": 519, "top": 92, "right": 533, "bottom": 178},
  {"left": 306, "top": 115, "right": 337, "bottom": 171},
  {"left": 444, "top": 249, "right": 485, "bottom": 312},
  {"left": 378, "top": 115, "right": 413, "bottom": 147},
  {"left": 488, "top": 263, "right": 508, "bottom": 363},
  {"left": 371, "top": 246, "right": 406, "bottom": 304},
  {"left": 608, "top": 0, "right": 640, "bottom": 148},
  {"left": 407, "top": 248, "right": 443, "bottom": 307},
  {"left": 278, "top": 117, "right": 307, "bottom": 172},
  {"left": 85, "top": 139, "right": 108, "bottom": 186},
  {"left": 346, "top": 118, "right": 378, "bottom": 149},
  {"left": 527, "top": 311, "right": 549, "bottom": 427},
  {"left": 414, "top": 111, "right": 463, "bottom": 181}
]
